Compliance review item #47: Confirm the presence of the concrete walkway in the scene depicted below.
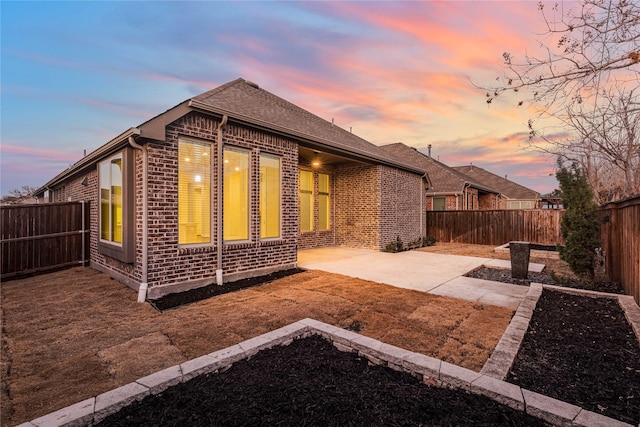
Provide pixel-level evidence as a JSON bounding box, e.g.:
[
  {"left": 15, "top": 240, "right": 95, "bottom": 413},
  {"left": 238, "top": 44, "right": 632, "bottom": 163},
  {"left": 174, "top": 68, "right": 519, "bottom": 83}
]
[{"left": 298, "top": 247, "right": 545, "bottom": 310}]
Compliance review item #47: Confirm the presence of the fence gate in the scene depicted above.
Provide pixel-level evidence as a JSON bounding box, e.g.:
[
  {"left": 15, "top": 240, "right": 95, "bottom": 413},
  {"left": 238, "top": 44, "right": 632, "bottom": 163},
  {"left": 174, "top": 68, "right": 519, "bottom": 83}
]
[{"left": 1, "top": 201, "right": 90, "bottom": 280}]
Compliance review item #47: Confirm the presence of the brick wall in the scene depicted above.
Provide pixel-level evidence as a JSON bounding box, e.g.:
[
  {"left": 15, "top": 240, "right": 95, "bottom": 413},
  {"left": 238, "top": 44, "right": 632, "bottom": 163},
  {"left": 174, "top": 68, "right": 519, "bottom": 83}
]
[
  {"left": 147, "top": 113, "right": 299, "bottom": 293},
  {"left": 380, "top": 166, "right": 424, "bottom": 249},
  {"left": 58, "top": 161, "right": 141, "bottom": 289},
  {"left": 427, "top": 194, "right": 460, "bottom": 211},
  {"left": 334, "top": 163, "right": 381, "bottom": 249},
  {"left": 54, "top": 112, "right": 299, "bottom": 296}
]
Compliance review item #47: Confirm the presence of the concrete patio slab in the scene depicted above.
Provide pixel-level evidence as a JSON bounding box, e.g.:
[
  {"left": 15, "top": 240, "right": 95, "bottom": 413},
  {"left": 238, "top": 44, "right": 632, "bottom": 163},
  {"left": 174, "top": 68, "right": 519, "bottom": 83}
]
[
  {"left": 430, "top": 277, "right": 528, "bottom": 309},
  {"left": 298, "top": 247, "right": 533, "bottom": 309}
]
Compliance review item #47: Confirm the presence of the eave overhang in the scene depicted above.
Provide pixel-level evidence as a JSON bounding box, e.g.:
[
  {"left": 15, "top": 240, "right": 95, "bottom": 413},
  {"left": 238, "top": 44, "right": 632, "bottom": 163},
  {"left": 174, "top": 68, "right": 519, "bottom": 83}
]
[{"left": 188, "top": 99, "right": 425, "bottom": 176}]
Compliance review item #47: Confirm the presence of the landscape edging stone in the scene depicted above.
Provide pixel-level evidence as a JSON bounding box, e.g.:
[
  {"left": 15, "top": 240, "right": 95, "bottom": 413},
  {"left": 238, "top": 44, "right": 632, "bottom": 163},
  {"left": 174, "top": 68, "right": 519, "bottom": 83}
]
[{"left": 19, "top": 317, "right": 634, "bottom": 427}]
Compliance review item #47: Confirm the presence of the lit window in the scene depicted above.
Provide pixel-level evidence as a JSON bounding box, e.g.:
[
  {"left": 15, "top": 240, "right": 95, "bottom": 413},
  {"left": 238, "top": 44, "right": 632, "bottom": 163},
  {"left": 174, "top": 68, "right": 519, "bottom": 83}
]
[
  {"left": 299, "top": 170, "right": 313, "bottom": 232},
  {"left": 224, "top": 147, "right": 250, "bottom": 241},
  {"left": 100, "top": 155, "right": 123, "bottom": 243},
  {"left": 97, "top": 148, "right": 134, "bottom": 263},
  {"left": 178, "top": 139, "right": 211, "bottom": 245},
  {"left": 260, "top": 154, "right": 280, "bottom": 239},
  {"left": 318, "top": 173, "right": 330, "bottom": 230}
]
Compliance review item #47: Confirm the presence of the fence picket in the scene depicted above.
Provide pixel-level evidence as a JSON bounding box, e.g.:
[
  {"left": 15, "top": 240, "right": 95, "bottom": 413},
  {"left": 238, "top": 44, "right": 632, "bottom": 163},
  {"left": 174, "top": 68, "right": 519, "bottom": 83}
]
[{"left": 1, "top": 202, "right": 90, "bottom": 280}]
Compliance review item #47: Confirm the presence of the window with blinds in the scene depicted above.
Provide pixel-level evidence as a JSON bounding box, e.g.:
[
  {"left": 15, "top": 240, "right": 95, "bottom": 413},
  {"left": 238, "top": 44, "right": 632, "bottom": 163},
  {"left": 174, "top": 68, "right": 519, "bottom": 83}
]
[
  {"left": 178, "top": 138, "right": 211, "bottom": 245},
  {"left": 224, "top": 147, "right": 250, "bottom": 241},
  {"left": 299, "top": 170, "right": 313, "bottom": 232},
  {"left": 260, "top": 154, "right": 281, "bottom": 239},
  {"left": 318, "top": 173, "right": 330, "bottom": 230},
  {"left": 100, "top": 154, "right": 123, "bottom": 243}
]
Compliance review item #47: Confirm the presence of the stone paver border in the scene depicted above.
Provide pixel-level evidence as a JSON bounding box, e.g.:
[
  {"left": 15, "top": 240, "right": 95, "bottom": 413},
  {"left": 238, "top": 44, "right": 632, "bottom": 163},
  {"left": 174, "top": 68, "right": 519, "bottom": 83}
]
[{"left": 18, "top": 315, "right": 636, "bottom": 427}]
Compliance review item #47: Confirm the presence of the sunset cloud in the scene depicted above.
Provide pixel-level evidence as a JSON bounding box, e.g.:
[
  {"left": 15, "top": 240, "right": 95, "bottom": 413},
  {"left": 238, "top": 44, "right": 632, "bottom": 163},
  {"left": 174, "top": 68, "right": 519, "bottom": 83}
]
[{"left": 1, "top": 1, "right": 563, "bottom": 195}]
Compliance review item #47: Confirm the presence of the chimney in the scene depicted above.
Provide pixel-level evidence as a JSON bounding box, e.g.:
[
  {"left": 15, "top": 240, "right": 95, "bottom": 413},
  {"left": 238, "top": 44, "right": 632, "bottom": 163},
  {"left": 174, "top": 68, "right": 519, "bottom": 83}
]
[
  {"left": 504, "top": 174, "right": 508, "bottom": 180},
  {"left": 427, "top": 144, "right": 432, "bottom": 158},
  {"left": 470, "top": 162, "right": 473, "bottom": 171}
]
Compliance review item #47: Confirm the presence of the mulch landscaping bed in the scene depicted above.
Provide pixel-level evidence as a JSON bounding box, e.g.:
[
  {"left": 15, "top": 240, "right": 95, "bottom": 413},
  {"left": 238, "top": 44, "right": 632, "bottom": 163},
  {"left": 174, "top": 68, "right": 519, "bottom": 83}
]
[
  {"left": 149, "top": 269, "right": 303, "bottom": 311},
  {"left": 96, "top": 335, "right": 545, "bottom": 426},
  {"left": 507, "top": 289, "right": 640, "bottom": 425},
  {"left": 465, "top": 267, "right": 625, "bottom": 293}
]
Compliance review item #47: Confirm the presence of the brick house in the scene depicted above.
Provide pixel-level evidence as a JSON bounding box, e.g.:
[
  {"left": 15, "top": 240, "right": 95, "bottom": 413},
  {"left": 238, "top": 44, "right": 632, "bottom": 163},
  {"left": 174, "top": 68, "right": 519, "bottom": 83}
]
[
  {"left": 34, "top": 78, "right": 427, "bottom": 300},
  {"left": 452, "top": 165, "right": 540, "bottom": 209},
  {"left": 381, "top": 143, "right": 502, "bottom": 211}
]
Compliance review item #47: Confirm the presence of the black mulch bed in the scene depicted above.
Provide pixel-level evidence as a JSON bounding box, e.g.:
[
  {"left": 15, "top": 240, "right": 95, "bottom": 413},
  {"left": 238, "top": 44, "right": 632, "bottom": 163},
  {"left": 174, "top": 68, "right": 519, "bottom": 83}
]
[
  {"left": 465, "top": 267, "right": 625, "bottom": 293},
  {"left": 96, "top": 335, "right": 545, "bottom": 427},
  {"left": 149, "top": 269, "right": 303, "bottom": 311},
  {"left": 507, "top": 289, "right": 640, "bottom": 425},
  {"left": 465, "top": 267, "right": 556, "bottom": 286}
]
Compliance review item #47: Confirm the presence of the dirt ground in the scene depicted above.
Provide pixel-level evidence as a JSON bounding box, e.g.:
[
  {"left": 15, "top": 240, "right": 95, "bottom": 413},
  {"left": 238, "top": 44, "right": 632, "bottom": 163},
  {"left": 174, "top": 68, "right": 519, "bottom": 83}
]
[{"left": 1, "top": 251, "right": 515, "bottom": 426}]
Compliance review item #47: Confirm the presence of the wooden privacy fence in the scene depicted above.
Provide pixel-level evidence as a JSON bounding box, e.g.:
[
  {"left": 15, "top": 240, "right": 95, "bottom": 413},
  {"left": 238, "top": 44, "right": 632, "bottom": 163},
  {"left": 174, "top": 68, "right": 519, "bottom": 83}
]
[
  {"left": 601, "top": 196, "right": 640, "bottom": 305},
  {"left": 1, "top": 201, "right": 90, "bottom": 280},
  {"left": 425, "top": 209, "right": 565, "bottom": 246}
]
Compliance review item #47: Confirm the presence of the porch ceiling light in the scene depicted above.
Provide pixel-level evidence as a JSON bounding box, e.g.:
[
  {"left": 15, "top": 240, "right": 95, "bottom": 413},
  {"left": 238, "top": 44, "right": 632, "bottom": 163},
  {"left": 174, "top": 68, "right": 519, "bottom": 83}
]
[{"left": 312, "top": 152, "right": 320, "bottom": 168}]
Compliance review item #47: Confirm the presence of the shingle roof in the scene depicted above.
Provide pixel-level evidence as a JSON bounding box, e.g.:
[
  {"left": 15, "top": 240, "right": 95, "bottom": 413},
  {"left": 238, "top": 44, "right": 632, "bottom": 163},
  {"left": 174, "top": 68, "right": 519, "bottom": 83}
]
[
  {"left": 452, "top": 165, "right": 540, "bottom": 200},
  {"left": 380, "top": 143, "right": 498, "bottom": 194},
  {"left": 36, "top": 78, "right": 427, "bottom": 194},
  {"left": 189, "top": 78, "right": 423, "bottom": 173}
]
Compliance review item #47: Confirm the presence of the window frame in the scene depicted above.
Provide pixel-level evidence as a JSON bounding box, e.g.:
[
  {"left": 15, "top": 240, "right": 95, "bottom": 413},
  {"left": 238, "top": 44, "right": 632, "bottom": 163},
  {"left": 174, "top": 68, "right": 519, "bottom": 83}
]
[
  {"left": 318, "top": 172, "right": 330, "bottom": 231},
  {"left": 178, "top": 137, "right": 213, "bottom": 247},
  {"left": 259, "top": 153, "right": 282, "bottom": 240},
  {"left": 97, "top": 148, "right": 135, "bottom": 263},
  {"left": 298, "top": 169, "right": 314, "bottom": 233},
  {"left": 432, "top": 196, "right": 446, "bottom": 211},
  {"left": 223, "top": 146, "right": 251, "bottom": 243}
]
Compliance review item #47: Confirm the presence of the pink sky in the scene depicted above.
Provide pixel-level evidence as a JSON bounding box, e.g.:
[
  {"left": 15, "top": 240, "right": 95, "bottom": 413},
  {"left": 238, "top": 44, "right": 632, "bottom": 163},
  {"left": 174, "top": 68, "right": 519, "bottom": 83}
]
[{"left": 1, "top": 1, "right": 567, "bottom": 195}]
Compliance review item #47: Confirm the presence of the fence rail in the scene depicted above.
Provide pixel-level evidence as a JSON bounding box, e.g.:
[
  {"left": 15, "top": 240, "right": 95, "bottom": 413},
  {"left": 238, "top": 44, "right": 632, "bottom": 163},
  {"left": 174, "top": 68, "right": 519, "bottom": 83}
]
[
  {"left": 601, "top": 196, "right": 640, "bottom": 304},
  {"left": 1, "top": 201, "right": 90, "bottom": 280},
  {"left": 425, "top": 209, "right": 565, "bottom": 246}
]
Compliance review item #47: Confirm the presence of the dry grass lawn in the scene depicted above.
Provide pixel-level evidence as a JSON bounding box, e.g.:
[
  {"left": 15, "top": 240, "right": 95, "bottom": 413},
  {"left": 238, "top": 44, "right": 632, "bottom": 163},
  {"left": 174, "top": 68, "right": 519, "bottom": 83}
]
[{"left": 1, "top": 259, "right": 515, "bottom": 426}]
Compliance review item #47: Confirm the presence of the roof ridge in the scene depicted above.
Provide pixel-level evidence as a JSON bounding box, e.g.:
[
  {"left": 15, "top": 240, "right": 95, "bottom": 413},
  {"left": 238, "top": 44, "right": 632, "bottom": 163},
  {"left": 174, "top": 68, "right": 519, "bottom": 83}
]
[{"left": 192, "top": 77, "right": 246, "bottom": 101}]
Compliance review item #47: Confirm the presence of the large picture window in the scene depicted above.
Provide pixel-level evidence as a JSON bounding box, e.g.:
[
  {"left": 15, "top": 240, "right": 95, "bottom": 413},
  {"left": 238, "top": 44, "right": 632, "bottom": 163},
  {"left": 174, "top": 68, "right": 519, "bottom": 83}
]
[
  {"left": 260, "top": 154, "right": 281, "bottom": 239},
  {"left": 178, "top": 138, "right": 211, "bottom": 245},
  {"left": 318, "top": 173, "right": 330, "bottom": 230},
  {"left": 299, "top": 170, "right": 313, "bottom": 232},
  {"left": 97, "top": 148, "right": 134, "bottom": 263},
  {"left": 224, "top": 147, "right": 250, "bottom": 241}
]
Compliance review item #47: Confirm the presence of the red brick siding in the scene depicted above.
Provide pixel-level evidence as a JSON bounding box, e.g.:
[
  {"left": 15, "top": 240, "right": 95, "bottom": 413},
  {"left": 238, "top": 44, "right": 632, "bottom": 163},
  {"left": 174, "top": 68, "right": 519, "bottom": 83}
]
[
  {"left": 380, "top": 166, "right": 424, "bottom": 248},
  {"left": 427, "top": 194, "right": 460, "bottom": 211},
  {"left": 149, "top": 113, "right": 298, "bottom": 289}
]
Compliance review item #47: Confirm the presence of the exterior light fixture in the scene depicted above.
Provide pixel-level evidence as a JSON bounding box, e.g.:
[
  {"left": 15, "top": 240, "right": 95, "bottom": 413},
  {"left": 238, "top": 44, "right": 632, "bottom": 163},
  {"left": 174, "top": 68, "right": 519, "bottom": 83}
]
[{"left": 312, "top": 152, "right": 320, "bottom": 167}]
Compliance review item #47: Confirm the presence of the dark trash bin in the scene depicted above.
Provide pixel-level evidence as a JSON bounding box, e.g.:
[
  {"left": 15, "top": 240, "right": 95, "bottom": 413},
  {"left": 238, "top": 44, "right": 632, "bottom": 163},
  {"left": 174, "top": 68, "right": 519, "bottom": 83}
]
[{"left": 510, "top": 241, "right": 531, "bottom": 280}]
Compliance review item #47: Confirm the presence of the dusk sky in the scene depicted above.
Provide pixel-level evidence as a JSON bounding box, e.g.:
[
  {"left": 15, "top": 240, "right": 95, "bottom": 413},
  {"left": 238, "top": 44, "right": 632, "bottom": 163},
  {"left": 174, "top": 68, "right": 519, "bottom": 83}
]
[{"left": 1, "top": 0, "right": 567, "bottom": 197}]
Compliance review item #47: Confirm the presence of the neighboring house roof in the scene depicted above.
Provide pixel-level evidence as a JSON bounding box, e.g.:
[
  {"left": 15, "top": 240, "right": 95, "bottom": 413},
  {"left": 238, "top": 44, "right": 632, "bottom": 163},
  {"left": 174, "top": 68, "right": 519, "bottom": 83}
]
[
  {"left": 36, "top": 78, "right": 424, "bottom": 195},
  {"left": 380, "top": 143, "right": 499, "bottom": 195},
  {"left": 452, "top": 165, "right": 540, "bottom": 200}
]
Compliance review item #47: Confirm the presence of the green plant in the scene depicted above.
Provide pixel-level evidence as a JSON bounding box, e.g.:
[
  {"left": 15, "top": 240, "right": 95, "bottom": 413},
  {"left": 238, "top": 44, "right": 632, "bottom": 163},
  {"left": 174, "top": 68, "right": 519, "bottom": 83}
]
[
  {"left": 384, "top": 236, "right": 404, "bottom": 253},
  {"left": 555, "top": 160, "right": 601, "bottom": 280},
  {"left": 422, "top": 236, "right": 436, "bottom": 247}
]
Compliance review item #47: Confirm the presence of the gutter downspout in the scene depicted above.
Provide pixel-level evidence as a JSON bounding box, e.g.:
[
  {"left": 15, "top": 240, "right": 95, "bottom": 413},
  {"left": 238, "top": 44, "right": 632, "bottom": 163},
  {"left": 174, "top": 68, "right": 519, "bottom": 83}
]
[
  {"left": 216, "top": 115, "right": 229, "bottom": 285},
  {"left": 128, "top": 135, "right": 149, "bottom": 302},
  {"left": 421, "top": 174, "right": 427, "bottom": 237}
]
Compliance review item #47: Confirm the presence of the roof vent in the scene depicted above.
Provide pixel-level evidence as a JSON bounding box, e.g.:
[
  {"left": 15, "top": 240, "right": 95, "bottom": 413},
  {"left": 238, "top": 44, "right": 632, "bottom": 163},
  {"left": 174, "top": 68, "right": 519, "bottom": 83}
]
[{"left": 245, "top": 80, "right": 259, "bottom": 89}]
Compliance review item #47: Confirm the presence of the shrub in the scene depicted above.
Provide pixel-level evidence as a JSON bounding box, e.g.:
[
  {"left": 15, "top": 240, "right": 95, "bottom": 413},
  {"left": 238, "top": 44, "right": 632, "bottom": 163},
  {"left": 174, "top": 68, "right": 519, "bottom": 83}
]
[
  {"left": 384, "top": 236, "right": 404, "bottom": 253},
  {"left": 556, "top": 161, "right": 601, "bottom": 280},
  {"left": 422, "top": 236, "right": 436, "bottom": 247}
]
